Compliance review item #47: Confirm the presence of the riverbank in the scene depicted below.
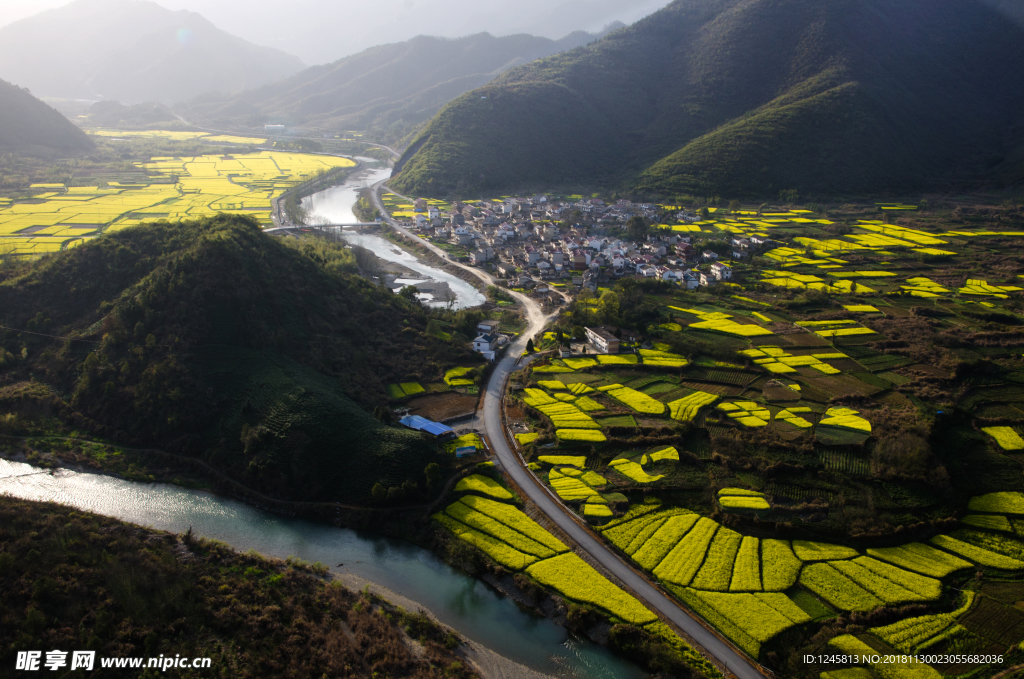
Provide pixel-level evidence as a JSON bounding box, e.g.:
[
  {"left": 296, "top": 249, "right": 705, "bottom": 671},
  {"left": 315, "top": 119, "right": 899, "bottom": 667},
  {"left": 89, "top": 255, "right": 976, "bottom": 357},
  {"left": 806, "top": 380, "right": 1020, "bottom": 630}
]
[
  {"left": 332, "top": 571, "right": 552, "bottom": 679},
  {"left": 0, "top": 495, "right": 481, "bottom": 679},
  {"left": 0, "top": 457, "right": 648, "bottom": 678}
]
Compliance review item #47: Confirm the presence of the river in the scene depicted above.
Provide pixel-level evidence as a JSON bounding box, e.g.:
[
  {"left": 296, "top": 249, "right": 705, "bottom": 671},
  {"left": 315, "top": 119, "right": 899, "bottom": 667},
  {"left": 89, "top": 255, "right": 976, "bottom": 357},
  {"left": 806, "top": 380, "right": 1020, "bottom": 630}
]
[
  {"left": 301, "top": 163, "right": 485, "bottom": 310},
  {"left": 0, "top": 459, "right": 646, "bottom": 679}
]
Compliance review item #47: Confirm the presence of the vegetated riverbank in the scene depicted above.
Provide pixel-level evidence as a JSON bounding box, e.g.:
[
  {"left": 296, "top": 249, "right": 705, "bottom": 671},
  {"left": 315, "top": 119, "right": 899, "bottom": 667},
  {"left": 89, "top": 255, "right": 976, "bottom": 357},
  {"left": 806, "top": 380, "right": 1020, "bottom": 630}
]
[
  {"left": 0, "top": 495, "right": 482, "bottom": 679},
  {"left": 0, "top": 455, "right": 653, "bottom": 679},
  {"left": 0, "top": 435, "right": 707, "bottom": 679},
  {"left": 282, "top": 161, "right": 360, "bottom": 224}
]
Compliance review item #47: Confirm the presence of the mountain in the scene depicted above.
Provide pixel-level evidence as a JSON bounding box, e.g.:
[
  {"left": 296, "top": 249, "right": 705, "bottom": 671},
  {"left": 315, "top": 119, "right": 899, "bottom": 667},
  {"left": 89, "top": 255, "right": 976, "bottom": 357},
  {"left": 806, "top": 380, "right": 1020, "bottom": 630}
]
[
  {"left": 0, "top": 216, "right": 475, "bottom": 503},
  {"left": 391, "top": 0, "right": 1024, "bottom": 199},
  {"left": 0, "top": 0, "right": 304, "bottom": 104},
  {"left": 179, "top": 28, "right": 620, "bottom": 140},
  {"left": 0, "top": 78, "right": 93, "bottom": 155}
]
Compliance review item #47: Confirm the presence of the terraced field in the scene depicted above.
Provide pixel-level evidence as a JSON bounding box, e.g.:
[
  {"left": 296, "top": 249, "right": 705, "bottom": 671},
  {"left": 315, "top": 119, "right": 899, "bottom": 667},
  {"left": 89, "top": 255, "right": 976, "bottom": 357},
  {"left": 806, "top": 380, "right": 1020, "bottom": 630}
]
[{"left": 594, "top": 495, "right": 1024, "bottom": 661}]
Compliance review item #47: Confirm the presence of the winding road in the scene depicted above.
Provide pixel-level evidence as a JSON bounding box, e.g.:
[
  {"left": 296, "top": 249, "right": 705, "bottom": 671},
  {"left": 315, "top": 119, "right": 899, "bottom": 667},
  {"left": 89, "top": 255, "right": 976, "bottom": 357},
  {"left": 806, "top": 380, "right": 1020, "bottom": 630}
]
[{"left": 368, "top": 175, "right": 764, "bottom": 679}]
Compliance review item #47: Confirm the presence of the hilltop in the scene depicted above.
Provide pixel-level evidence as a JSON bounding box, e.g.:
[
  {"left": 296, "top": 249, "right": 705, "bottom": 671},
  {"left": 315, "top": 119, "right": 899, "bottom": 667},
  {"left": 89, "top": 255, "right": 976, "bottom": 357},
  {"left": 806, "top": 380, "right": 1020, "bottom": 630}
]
[
  {"left": 0, "top": 0, "right": 304, "bottom": 104},
  {"left": 0, "top": 79, "right": 94, "bottom": 155},
  {"left": 392, "top": 0, "right": 1024, "bottom": 199},
  {"left": 180, "top": 29, "right": 618, "bottom": 142},
  {"left": 0, "top": 216, "right": 475, "bottom": 503}
]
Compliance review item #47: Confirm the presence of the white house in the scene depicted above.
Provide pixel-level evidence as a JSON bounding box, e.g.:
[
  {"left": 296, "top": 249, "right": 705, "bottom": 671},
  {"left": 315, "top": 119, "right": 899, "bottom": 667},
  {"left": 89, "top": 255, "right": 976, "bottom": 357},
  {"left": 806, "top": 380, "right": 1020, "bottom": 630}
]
[
  {"left": 585, "top": 327, "right": 620, "bottom": 354},
  {"left": 702, "top": 251, "right": 719, "bottom": 261},
  {"left": 428, "top": 206, "right": 440, "bottom": 219},
  {"left": 473, "top": 333, "right": 507, "bottom": 361},
  {"left": 700, "top": 272, "right": 716, "bottom": 287},
  {"left": 682, "top": 272, "right": 700, "bottom": 290},
  {"left": 711, "top": 262, "right": 733, "bottom": 280}
]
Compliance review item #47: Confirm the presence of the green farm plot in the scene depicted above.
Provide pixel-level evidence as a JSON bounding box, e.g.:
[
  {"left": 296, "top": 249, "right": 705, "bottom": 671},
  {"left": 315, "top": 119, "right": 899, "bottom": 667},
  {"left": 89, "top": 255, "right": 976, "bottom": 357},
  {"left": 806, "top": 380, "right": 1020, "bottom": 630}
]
[{"left": 596, "top": 414, "right": 639, "bottom": 428}]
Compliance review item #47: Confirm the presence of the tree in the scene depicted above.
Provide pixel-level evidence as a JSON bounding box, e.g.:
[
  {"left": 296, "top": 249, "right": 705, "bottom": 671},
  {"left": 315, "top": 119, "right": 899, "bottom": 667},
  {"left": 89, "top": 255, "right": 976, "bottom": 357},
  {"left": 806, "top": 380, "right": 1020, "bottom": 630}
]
[
  {"left": 699, "top": 207, "right": 710, "bottom": 219},
  {"left": 779, "top": 189, "right": 799, "bottom": 204},
  {"left": 424, "top": 463, "right": 440, "bottom": 489},
  {"left": 728, "top": 199, "right": 741, "bottom": 211},
  {"left": 626, "top": 216, "right": 648, "bottom": 242},
  {"left": 371, "top": 483, "right": 386, "bottom": 502},
  {"left": 526, "top": 338, "right": 535, "bottom": 353},
  {"left": 598, "top": 290, "right": 620, "bottom": 323}
]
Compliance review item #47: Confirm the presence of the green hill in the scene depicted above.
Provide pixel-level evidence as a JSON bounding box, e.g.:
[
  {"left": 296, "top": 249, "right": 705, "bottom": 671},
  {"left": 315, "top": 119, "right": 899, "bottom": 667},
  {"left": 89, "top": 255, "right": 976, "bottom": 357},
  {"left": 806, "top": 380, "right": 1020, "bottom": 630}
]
[
  {"left": 179, "top": 29, "right": 617, "bottom": 141},
  {"left": 392, "top": 0, "right": 1024, "bottom": 199},
  {"left": 0, "top": 216, "right": 474, "bottom": 503},
  {"left": 0, "top": 78, "right": 93, "bottom": 155}
]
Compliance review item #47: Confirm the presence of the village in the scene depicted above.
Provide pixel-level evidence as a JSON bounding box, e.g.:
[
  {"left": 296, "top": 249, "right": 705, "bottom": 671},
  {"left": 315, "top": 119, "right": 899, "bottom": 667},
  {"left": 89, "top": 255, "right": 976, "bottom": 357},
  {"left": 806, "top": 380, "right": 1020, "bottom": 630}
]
[{"left": 392, "top": 195, "right": 776, "bottom": 300}]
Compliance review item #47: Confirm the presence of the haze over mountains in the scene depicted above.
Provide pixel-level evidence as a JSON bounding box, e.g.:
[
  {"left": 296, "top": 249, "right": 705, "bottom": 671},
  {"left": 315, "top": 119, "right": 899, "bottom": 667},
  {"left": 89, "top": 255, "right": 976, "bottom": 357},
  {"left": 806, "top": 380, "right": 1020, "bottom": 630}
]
[
  {"left": 393, "top": 0, "right": 1024, "bottom": 199},
  {"left": 0, "top": 79, "right": 94, "bottom": 155},
  {"left": 0, "top": 0, "right": 304, "bottom": 104},
  {"left": 180, "top": 27, "right": 622, "bottom": 138}
]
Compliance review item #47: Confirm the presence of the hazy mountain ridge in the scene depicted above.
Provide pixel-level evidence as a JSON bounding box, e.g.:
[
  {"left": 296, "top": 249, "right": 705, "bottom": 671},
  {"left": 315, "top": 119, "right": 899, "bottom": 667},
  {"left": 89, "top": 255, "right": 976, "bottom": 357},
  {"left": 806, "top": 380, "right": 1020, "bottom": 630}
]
[
  {"left": 179, "top": 27, "right": 622, "bottom": 139},
  {"left": 391, "top": 0, "right": 1024, "bottom": 198},
  {"left": 0, "top": 78, "right": 94, "bottom": 155},
  {"left": 0, "top": 0, "right": 304, "bottom": 104}
]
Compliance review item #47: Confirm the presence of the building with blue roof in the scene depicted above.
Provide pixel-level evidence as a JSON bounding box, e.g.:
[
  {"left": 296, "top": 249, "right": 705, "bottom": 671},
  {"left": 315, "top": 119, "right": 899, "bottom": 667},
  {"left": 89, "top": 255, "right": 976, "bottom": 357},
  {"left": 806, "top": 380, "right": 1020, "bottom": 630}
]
[{"left": 399, "top": 415, "right": 455, "bottom": 438}]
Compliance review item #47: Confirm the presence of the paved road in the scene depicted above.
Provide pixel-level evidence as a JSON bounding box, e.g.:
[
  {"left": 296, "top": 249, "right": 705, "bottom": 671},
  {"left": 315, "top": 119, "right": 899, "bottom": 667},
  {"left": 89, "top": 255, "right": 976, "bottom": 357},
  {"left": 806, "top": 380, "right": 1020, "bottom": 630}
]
[
  {"left": 369, "top": 180, "right": 764, "bottom": 679},
  {"left": 480, "top": 353, "right": 763, "bottom": 679}
]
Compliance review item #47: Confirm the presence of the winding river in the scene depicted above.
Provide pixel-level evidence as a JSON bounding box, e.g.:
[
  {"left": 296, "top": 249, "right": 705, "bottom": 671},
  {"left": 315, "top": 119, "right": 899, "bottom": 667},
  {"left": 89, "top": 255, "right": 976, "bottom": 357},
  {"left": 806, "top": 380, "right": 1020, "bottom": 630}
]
[
  {"left": 1, "top": 159, "right": 644, "bottom": 676},
  {"left": 301, "top": 164, "right": 485, "bottom": 310},
  {"left": 0, "top": 460, "right": 644, "bottom": 678}
]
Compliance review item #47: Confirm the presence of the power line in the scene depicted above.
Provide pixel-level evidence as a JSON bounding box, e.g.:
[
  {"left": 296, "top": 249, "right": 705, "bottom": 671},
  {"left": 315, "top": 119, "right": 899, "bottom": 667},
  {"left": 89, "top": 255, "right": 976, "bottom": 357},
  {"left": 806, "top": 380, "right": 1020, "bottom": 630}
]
[{"left": 0, "top": 324, "right": 100, "bottom": 344}]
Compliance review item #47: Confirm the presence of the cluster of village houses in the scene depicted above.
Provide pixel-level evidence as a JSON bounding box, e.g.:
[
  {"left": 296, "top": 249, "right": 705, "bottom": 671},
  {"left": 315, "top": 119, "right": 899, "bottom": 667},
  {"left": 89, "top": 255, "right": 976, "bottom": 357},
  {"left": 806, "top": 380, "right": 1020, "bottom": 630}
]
[
  {"left": 393, "top": 195, "right": 780, "bottom": 360},
  {"left": 398, "top": 195, "right": 779, "bottom": 298}
]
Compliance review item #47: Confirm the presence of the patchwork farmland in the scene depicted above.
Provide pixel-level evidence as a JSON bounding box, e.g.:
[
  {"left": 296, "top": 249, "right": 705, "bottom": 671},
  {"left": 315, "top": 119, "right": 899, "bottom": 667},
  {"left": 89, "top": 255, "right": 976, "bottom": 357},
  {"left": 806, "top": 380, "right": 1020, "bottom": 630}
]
[{"left": 0, "top": 146, "right": 354, "bottom": 256}]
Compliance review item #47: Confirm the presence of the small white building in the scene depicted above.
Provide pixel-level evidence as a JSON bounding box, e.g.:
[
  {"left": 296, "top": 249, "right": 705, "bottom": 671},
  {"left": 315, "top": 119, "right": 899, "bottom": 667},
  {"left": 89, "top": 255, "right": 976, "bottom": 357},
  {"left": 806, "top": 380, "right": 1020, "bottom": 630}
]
[
  {"left": 702, "top": 251, "right": 719, "bottom": 261},
  {"left": 711, "top": 262, "right": 733, "bottom": 280},
  {"left": 472, "top": 333, "right": 507, "bottom": 361},
  {"left": 585, "top": 327, "right": 620, "bottom": 354}
]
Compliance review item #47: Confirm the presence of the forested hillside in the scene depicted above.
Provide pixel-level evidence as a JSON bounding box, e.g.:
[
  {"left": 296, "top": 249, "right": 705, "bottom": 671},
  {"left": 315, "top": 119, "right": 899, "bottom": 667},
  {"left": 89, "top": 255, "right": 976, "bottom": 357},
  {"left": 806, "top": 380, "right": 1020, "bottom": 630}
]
[
  {"left": 180, "top": 29, "right": 617, "bottom": 141},
  {"left": 0, "top": 216, "right": 475, "bottom": 502},
  {"left": 0, "top": 498, "right": 475, "bottom": 679},
  {"left": 392, "top": 0, "right": 1024, "bottom": 198},
  {"left": 0, "top": 79, "right": 93, "bottom": 155},
  {"left": 0, "top": 0, "right": 304, "bottom": 103}
]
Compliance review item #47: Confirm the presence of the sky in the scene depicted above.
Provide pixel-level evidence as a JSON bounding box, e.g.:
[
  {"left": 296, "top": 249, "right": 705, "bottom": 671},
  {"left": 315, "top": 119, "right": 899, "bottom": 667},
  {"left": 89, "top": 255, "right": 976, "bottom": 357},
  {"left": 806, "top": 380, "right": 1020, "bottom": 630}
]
[{"left": 0, "top": 0, "right": 670, "bottom": 65}]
